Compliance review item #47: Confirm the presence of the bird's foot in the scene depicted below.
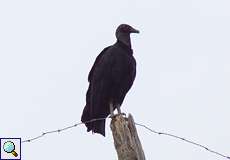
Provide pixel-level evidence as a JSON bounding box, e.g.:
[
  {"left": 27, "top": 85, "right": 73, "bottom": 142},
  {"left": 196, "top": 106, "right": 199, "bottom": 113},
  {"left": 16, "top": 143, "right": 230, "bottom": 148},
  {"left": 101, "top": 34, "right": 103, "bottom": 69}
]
[
  {"left": 109, "top": 114, "right": 115, "bottom": 118},
  {"left": 118, "top": 112, "right": 126, "bottom": 116},
  {"left": 109, "top": 112, "right": 126, "bottom": 119}
]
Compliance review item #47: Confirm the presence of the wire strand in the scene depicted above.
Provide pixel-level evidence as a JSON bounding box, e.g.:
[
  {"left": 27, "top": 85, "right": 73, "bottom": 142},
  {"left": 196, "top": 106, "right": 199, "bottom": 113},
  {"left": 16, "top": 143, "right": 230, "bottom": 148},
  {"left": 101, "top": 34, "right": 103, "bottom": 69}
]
[
  {"left": 22, "top": 117, "right": 230, "bottom": 159},
  {"left": 21, "top": 117, "right": 107, "bottom": 143},
  {"left": 134, "top": 122, "right": 230, "bottom": 159}
]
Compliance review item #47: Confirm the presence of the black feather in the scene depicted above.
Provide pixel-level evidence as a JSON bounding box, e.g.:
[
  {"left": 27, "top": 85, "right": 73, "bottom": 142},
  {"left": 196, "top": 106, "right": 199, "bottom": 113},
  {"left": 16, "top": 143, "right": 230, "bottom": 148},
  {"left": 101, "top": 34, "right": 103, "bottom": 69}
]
[{"left": 81, "top": 24, "right": 138, "bottom": 136}]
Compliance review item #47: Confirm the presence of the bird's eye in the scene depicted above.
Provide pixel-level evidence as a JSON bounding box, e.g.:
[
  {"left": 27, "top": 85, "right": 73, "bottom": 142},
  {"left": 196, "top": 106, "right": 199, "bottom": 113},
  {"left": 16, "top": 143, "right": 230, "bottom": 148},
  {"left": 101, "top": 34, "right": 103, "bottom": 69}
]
[{"left": 123, "top": 25, "right": 130, "bottom": 32}]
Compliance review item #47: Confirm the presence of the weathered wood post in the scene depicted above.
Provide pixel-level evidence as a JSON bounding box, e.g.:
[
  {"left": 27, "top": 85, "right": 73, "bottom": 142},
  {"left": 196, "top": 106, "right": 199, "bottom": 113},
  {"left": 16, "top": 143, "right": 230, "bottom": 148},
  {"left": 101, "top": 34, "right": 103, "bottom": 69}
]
[{"left": 110, "top": 114, "right": 146, "bottom": 160}]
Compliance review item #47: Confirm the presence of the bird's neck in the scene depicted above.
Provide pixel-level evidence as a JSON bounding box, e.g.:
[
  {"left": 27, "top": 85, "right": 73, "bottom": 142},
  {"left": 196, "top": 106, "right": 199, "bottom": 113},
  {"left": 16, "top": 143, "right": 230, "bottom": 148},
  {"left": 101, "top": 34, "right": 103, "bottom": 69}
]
[
  {"left": 116, "top": 40, "right": 133, "bottom": 55},
  {"left": 117, "top": 34, "right": 132, "bottom": 49}
]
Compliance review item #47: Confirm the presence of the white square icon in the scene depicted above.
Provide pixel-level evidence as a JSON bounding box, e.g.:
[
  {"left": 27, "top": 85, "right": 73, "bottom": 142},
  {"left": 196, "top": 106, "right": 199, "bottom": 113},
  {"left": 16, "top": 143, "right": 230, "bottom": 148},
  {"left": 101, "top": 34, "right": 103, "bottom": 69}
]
[{"left": 0, "top": 138, "right": 21, "bottom": 160}]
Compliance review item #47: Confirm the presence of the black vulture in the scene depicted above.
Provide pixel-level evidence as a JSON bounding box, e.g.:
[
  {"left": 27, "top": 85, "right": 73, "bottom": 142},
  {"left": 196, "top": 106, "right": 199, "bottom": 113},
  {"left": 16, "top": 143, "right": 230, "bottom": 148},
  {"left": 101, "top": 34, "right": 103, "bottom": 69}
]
[{"left": 81, "top": 24, "right": 139, "bottom": 136}]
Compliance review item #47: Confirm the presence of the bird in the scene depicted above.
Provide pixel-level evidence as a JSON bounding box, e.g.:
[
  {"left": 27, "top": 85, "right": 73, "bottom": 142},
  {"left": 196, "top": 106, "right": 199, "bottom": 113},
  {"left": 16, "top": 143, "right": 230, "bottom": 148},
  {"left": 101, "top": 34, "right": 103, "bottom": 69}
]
[{"left": 81, "top": 24, "right": 139, "bottom": 136}]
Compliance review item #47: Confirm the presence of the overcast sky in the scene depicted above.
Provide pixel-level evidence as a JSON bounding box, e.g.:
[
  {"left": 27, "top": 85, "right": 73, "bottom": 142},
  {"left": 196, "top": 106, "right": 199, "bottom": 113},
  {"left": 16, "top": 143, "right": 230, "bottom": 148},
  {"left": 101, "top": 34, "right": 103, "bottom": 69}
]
[{"left": 0, "top": 0, "right": 230, "bottom": 159}]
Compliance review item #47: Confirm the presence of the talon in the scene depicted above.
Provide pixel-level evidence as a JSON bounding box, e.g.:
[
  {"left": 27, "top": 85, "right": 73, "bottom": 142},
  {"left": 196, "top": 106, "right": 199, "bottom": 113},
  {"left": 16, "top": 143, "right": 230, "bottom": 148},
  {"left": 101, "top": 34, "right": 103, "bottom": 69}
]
[
  {"left": 109, "top": 113, "right": 126, "bottom": 118},
  {"left": 109, "top": 114, "right": 115, "bottom": 118},
  {"left": 120, "top": 112, "right": 126, "bottom": 116}
]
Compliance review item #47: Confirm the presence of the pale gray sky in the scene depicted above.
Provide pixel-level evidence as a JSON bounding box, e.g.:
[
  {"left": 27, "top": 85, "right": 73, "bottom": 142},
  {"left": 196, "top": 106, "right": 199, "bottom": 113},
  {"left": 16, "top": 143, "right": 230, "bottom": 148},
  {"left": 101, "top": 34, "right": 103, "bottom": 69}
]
[{"left": 0, "top": 0, "right": 230, "bottom": 159}]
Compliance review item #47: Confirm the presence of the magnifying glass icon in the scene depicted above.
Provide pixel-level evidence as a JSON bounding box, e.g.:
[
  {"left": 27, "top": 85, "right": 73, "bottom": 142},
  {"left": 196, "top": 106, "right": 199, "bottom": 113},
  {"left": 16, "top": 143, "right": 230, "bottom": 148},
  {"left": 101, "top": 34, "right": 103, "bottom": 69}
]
[{"left": 3, "top": 141, "right": 18, "bottom": 157}]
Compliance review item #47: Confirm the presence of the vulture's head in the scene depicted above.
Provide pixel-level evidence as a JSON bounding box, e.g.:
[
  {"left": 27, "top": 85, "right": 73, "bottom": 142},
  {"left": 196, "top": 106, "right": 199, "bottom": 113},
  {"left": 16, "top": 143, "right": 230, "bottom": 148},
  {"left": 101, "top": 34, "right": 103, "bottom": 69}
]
[
  {"left": 115, "top": 24, "right": 139, "bottom": 47},
  {"left": 116, "top": 24, "right": 139, "bottom": 37}
]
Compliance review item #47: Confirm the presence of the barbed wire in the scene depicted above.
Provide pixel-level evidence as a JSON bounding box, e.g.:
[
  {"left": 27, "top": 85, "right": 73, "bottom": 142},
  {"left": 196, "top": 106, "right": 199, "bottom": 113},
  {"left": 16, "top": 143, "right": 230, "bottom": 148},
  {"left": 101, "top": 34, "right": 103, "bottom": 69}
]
[
  {"left": 22, "top": 117, "right": 230, "bottom": 160},
  {"left": 134, "top": 122, "right": 230, "bottom": 160},
  {"left": 21, "top": 117, "right": 107, "bottom": 143}
]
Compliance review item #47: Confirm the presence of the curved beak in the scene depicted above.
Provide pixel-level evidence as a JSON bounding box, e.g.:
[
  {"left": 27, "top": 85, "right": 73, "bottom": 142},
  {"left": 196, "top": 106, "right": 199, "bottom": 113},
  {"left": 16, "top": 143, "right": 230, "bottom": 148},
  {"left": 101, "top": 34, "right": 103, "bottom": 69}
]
[{"left": 130, "top": 27, "right": 140, "bottom": 34}]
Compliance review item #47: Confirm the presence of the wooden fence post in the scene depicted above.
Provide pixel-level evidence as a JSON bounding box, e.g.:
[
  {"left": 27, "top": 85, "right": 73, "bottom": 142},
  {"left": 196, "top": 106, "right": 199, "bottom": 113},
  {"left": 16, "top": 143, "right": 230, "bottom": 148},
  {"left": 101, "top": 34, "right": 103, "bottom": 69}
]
[{"left": 110, "top": 114, "right": 146, "bottom": 160}]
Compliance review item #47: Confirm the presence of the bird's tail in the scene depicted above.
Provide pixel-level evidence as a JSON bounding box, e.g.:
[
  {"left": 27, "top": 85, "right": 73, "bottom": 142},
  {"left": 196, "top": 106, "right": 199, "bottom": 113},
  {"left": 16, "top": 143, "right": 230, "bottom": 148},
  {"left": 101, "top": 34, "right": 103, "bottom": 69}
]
[
  {"left": 90, "top": 119, "right": 106, "bottom": 136},
  {"left": 81, "top": 105, "right": 106, "bottom": 136}
]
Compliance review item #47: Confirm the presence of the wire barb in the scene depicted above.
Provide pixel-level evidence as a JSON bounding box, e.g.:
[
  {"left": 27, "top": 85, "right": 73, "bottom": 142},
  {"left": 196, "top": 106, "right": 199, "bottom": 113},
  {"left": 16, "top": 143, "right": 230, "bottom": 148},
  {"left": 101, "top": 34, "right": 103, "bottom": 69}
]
[
  {"left": 134, "top": 122, "right": 230, "bottom": 160},
  {"left": 21, "top": 117, "right": 230, "bottom": 160},
  {"left": 21, "top": 118, "right": 107, "bottom": 143}
]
